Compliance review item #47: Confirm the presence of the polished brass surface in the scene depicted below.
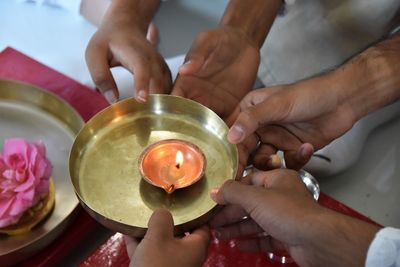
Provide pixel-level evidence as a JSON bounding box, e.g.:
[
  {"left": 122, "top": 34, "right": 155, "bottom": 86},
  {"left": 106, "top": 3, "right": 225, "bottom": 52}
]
[
  {"left": 0, "top": 79, "right": 84, "bottom": 266},
  {"left": 70, "top": 95, "right": 238, "bottom": 237}
]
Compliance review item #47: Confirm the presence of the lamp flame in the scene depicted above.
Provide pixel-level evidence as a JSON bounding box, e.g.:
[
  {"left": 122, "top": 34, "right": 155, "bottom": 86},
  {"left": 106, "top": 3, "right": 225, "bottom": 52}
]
[{"left": 175, "top": 151, "right": 183, "bottom": 168}]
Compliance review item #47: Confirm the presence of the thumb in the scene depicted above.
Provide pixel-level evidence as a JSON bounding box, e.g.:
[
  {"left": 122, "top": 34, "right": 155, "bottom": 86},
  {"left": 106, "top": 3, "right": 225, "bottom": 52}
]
[
  {"left": 178, "top": 33, "right": 219, "bottom": 77},
  {"left": 178, "top": 57, "right": 205, "bottom": 76},
  {"left": 227, "top": 94, "right": 290, "bottom": 144},
  {"left": 211, "top": 180, "right": 263, "bottom": 214},
  {"left": 145, "top": 209, "right": 174, "bottom": 241}
]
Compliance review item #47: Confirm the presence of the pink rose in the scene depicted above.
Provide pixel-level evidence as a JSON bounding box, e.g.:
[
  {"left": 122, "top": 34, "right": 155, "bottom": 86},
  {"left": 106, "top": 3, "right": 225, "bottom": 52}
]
[{"left": 0, "top": 138, "right": 52, "bottom": 227}]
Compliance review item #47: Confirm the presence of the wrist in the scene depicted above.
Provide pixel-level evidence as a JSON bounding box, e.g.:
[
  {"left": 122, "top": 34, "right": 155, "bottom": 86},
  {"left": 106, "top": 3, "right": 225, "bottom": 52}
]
[
  {"left": 220, "top": 0, "right": 282, "bottom": 48},
  {"left": 103, "top": 0, "right": 160, "bottom": 34},
  {"left": 331, "top": 35, "right": 400, "bottom": 122},
  {"left": 306, "top": 207, "right": 380, "bottom": 267}
]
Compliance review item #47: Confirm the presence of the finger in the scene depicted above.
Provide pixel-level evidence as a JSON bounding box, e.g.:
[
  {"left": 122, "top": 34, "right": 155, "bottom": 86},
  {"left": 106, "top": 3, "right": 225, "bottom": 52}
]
[
  {"left": 210, "top": 180, "right": 264, "bottom": 212},
  {"left": 116, "top": 45, "right": 153, "bottom": 102},
  {"left": 236, "top": 134, "right": 259, "bottom": 179},
  {"left": 284, "top": 143, "right": 314, "bottom": 170},
  {"left": 251, "top": 170, "right": 283, "bottom": 188},
  {"left": 131, "top": 62, "right": 151, "bottom": 102},
  {"left": 145, "top": 209, "right": 174, "bottom": 241},
  {"left": 239, "top": 170, "right": 254, "bottom": 185},
  {"left": 215, "top": 218, "right": 264, "bottom": 240},
  {"left": 178, "top": 58, "right": 205, "bottom": 76},
  {"left": 85, "top": 40, "right": 119, "bottom": 104},
  {"left": 227, "top": 95, "right": 291, "bottom": 144},
  {"left": 209, "top": 204, "right": 248, "bottom": 228},
  {"left": 225, "top": 104, "right": 241, "bottom": 128},
  {"left": 252, "top": 144, "right": 280, "bottom": 170},
  {"left": 251, "top": 169, "right": 299, "bottom": 187},
  {"left": 178, "top": 32, "right": 215, "bottom": 76},
  {"left": 149, "top": 59, "right": 172, "bottom": 95},
  {"left": 124, "top": 235, "right": 140, "bottom": 260},
  {"left": 146, "top": 22, "right": 159, "bottom": 47}
]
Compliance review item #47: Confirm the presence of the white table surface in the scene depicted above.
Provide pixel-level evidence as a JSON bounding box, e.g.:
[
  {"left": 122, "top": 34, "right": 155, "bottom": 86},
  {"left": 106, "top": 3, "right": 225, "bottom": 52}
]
[{"left": 1, "top": 0, "right": 400, "bottom": 265}]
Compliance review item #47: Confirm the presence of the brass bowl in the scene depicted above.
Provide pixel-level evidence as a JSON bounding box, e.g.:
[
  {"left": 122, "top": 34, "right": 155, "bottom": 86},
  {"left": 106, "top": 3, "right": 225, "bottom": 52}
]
[{"left": 69, "top": 95, "right": 238, "bottom": 237}]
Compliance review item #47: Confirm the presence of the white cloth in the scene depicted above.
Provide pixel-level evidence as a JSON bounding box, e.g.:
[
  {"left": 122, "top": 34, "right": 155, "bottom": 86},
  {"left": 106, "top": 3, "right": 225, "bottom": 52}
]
[
  {"left": 366, "top": 227, "right": 400, "bottom": 267},
  {"left": 259, "top": 0, "right": 400, "bottom": 86}
]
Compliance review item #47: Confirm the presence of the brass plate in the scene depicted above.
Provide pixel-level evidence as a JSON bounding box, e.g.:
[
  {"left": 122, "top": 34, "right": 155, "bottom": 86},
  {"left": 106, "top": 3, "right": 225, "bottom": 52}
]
[
  {"left": 0, "top": 80, "right": 84, "bottom": 266},
  {"left": 70, "top": 95, "right": 238, "bottom": 237}
]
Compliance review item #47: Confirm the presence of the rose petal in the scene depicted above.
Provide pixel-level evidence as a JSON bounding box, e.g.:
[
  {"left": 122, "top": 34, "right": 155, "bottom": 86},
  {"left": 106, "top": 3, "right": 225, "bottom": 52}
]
[
  {"left": 9, "top": 193, "right": 33, "bottom": 216},
  {"left": 0, "top": 197, "right": 14, "bottom": 218},
  {"left": 0, "top": 215, "right": 20, "bottom": 228},
  {"left": 14, "top": 171, "right": 35, "bottom": 192},
  {"left": 3, "top": 139, "right": 29, "bottom": 168}
]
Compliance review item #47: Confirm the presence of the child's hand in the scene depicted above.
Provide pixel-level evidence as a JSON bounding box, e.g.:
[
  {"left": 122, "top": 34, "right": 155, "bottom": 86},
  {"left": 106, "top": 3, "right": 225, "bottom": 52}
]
[{"left": 126, "top": 209, "right": 210, "bottom": 267}]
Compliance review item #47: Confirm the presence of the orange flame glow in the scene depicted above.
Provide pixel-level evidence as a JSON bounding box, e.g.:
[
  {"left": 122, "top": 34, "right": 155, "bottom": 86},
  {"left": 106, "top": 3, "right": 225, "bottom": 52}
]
[{"left": 175, "top": 151, "right": 183, "bottom": 168}]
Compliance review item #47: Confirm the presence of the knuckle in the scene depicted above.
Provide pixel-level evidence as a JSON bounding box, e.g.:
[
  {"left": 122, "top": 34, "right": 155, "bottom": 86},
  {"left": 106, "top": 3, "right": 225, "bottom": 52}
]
[{"left": 92, "top": 73, "right": 110, "bottom": 89}]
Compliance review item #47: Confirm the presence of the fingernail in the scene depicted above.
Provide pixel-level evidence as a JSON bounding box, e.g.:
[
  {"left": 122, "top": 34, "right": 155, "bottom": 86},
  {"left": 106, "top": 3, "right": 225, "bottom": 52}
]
[
  {"left": 268, "top": 154, "right": 281, "bottom": 168},
  {"left": 183, "top": 60, "right": 192, "bottom": 66},
  {"left": 300, "top": 145, "right": 311, "bottom": 159},
  {"left": 210, "top": 187, "right": 219, "bottom": 201},
  {"left": 228, "top": 124, "right": 245, "bottom": 143},
  {"left": 104, "top": 90, "right": 117, "bottom": 104},
  {"left": 137, "top": 90, "right": 147, "bottom": 102}
]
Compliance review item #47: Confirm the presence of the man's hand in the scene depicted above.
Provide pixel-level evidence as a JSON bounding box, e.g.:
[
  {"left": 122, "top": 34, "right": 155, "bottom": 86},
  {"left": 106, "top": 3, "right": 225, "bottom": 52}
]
[
  {"left": 227, "top": 75, "right": 356, "bottom": 171},
  {"left": 172, "top": 25, "right": 260, "bottom": 120},
  {"left": 210, "top": 169, "right": 380, "bottom": 267}
]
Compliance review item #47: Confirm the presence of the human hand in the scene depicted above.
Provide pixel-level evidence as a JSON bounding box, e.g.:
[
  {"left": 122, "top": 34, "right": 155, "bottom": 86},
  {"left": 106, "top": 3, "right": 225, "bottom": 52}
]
[
  {"left": 125, "top": 209, "right": 210, "bottom": 267},
  {"left": 210, "top": 169, "right": 380, "bottom": 267},
  {"left": 172, "top": 25, "right": 260, "bottom": 120},
  {"left": 85, "top": 0, "right": 171, "bottom": 104},
  {"left": 227, "top": 75, "right": 357, "bottom": 170}
]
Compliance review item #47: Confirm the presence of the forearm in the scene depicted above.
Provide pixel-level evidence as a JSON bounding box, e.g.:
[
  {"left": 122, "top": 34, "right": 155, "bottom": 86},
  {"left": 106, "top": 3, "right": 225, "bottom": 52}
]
[
  {"left": 333, "top": 34, "right": 400, "bottom": 122},
  {"left": 101, "top": 0, "right": 160, "bottom": 34},
  {"left": 308, "top": 208, "right": 380, "bottom": 267},
  {"left": 220, "top": 0, "right": 282, "bottom": 48}
]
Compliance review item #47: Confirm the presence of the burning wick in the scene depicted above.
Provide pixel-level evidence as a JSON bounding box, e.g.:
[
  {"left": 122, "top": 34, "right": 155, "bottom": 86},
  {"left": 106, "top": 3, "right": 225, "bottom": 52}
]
[
  {"left": 175, "top": 151, "right": 183, "bottom": 169},
  {"left": 163, "top": 151, "right": 184, "bottom": 193}
]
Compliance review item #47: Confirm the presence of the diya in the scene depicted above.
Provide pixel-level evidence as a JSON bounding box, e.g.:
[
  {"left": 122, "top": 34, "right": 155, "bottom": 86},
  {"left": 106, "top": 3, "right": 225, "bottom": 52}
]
[{"left": 69, "top": 95, "right": 238, "bottom": 237}]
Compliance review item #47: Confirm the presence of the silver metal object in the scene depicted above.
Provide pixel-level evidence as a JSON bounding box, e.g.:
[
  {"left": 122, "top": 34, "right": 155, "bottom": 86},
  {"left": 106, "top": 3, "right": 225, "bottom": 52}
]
[{"left": 299, "top": 169, "right": 320, "bottom": 201}]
